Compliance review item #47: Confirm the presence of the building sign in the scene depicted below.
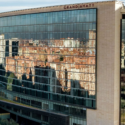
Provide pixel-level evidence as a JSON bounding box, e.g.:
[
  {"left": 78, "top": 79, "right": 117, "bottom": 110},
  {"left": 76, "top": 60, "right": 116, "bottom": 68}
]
[{"left": 64, "top": 3, "right": 94, "bottom": 9}]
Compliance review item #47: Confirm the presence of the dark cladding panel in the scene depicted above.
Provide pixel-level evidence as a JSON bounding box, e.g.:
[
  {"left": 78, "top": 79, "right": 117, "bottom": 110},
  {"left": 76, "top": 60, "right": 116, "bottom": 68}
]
[
  {"left": 50, "top": 114, "right": 69, "bottom": 125},
  {"left": 0, "top": 100, "right": 69, "bottom": 125}
]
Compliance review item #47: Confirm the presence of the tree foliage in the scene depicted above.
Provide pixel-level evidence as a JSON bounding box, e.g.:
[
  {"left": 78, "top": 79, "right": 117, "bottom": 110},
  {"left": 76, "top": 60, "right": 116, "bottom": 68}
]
[
  {"left": 121, "top": 100, "right": 125, "bottom": 108},
  {"left": 8, "top": 73, "right": 15, "bottom": 84},
  {"left": 0, "top": 118, "right": 18, "bottom": 125}
]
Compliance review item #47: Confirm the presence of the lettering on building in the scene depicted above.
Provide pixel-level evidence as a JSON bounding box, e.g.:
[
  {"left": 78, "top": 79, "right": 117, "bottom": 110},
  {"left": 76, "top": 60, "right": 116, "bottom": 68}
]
[{"left": 64, "top": 3, "right": 94, "bottom": 9}]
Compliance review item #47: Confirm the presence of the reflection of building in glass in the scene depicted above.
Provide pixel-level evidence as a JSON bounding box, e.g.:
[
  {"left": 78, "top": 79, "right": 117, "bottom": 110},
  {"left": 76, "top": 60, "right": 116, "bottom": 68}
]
[
  {"left": 0, "top": 35, "right": 5, "bottom": 65},
  {"left": 0, "top": 31, "right": 96, "bottom": 124},
  {"left": 0, "top": 1, "right": 123, "bottom": 125},
  {"left": 0, "top": 36, "right": 19, "bottom": 67},
  {"left": 6, "top": 38, "right": 96, "bottom": 96}
]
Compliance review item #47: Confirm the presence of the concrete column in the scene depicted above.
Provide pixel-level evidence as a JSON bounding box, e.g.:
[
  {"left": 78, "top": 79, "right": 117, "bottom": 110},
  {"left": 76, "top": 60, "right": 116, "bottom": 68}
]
[{"left": 87, "top": 1, "right": 123, "bottom": 125}]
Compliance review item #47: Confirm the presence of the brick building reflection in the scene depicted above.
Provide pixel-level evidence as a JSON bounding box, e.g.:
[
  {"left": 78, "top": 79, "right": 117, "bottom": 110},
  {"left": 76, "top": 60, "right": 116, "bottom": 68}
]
[{"left": 5, "top": 31, "right": 96, "bottom": 96}]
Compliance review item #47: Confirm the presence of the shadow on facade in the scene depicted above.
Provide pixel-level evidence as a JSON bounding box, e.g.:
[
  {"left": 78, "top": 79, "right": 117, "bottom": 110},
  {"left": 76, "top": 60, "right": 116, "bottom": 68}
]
[{"left": 0, "top": 63, "right": 94, "bottom": 107}]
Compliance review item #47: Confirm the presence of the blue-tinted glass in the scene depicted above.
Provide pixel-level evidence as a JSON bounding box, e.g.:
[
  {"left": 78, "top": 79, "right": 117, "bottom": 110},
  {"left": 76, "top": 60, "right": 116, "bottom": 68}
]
[
  {"left": 48, "top": 13, "right": 52, "bottom": 24},
  {"left": 31, "top": 14, "right": 36, "bottom": 25},
  {"left": 0, "top": 9, "right": 97, "bottom": 112},
  {"left": 93, "top": 23, "right": 96, "bottom": 30},
  {"left": 86, "top": 23, "right": 89, "bottom": 30},
  {"left": 26, "top": 15, "right": 30, "bottom": 25},
  {"left": 12, "top": 16, "right": 16, "bottom": 26},
  {"left": 0, "top": 18, "right": 2, "bottom": 26},
  {"left": 90, "top": 14, "right": 94, "bottom": 22},
  {"left": 15, "top": 16, "right": 19, "bottom": 25}
]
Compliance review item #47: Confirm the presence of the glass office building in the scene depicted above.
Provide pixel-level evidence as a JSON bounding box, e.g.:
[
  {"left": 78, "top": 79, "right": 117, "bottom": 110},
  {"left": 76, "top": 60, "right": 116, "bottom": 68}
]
[
  {"left": 121, "top": 19, "right": 125, "bottom": 125},
  {"left": 0, "top": 8, "right": 97, "bottom": 125},
  {"left": 0, "top": 1, "right": 124, "bottom": 125}
]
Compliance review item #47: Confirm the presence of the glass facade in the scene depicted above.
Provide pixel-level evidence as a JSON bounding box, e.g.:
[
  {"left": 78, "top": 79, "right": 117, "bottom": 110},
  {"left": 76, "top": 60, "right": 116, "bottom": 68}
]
[
  {"left": 121, "top": 19, "right": 125, "bottom": 125},
  {"left": 0, "top": 9, "right": 97, "bottom": 125}
]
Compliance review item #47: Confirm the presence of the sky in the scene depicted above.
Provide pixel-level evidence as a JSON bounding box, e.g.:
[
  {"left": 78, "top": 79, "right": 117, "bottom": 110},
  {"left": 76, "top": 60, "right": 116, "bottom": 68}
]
[{"left": 0, "top": 0, "right": 119, "bottom": 13}]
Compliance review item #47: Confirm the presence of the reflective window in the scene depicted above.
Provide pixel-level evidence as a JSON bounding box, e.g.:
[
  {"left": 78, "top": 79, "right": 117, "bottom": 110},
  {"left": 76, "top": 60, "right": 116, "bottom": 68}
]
[
  {"left": 121, "top": 19, "right": 125, "bottom": 125},
  {"left": 0, "top": 9, "right": 97, "bottom": 124}
]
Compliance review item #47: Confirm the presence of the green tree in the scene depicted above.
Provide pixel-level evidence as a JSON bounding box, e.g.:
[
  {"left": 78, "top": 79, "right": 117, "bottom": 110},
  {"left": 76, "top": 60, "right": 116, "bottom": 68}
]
[
  {"left": 7, "top": 73, "right": 15, "bottom": 91},
  {"left": 8, "top": 73, "right": 15, "bottom": 84},
  {"left": 121, "top": 101, "right": 125, "bottom": 108},
  {"left": 60, "top": 56, "right": 63, "bottom": 61},
  {"left": 0, "top": 119, "right": 18, "bottom": 125}
]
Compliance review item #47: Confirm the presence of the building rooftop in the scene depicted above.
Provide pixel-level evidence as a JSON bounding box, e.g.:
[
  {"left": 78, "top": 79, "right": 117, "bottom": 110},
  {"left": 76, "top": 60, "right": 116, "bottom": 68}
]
[{"left": 0, "top": 0, "right": 123, "bottom": 18}]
